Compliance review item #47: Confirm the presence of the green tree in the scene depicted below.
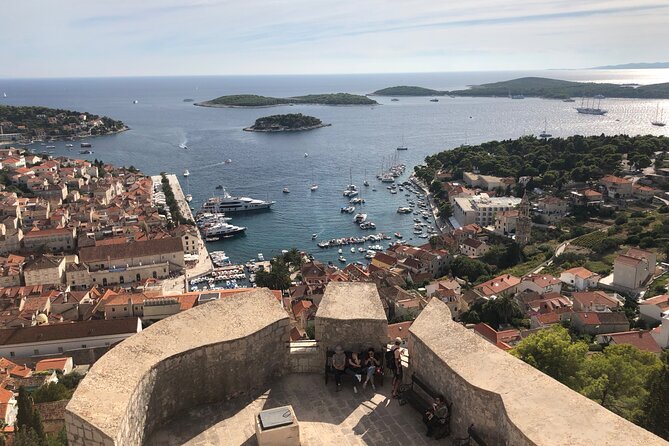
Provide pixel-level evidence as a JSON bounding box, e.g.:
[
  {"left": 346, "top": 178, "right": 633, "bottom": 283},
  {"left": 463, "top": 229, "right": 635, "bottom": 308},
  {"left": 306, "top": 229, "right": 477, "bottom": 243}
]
[
  {"left": 255, "top": 257, "right": 291, "bottom": 291},
  {"left": 512, "top": 325, "right": 588, "bottom": 389},
  {"left": 579, "top": 344, "right": 662, "bottom": 421},
  {"left": 449, "top": 256, "right": 492, "bottom": 283},
  {"left": 13, "top": 428, "right": 43, "bottom": 446},
  {"left": 281, "top": 248, "right": 303, "bottom": 269},
  {"left": 639, "top": 351, "right": 669, "bottom": 440},
  {"left": 31, "top": 382, "right": 70, "bottom": 403},
  {"left": 59, "top": 372, "right": 83, "bottom": 390},
  {"left": 16, "top": 387, "right": 34, "bottom": 432}
]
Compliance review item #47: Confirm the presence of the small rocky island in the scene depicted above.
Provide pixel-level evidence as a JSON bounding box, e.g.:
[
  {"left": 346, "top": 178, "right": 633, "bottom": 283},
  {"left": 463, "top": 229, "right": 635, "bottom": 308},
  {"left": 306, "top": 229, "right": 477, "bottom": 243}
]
[
  {"left": 243, "top": 113, "right": 330, "bottom": 132},
  {"left": 197, "top": 93, "right": 377, "bottom": 107},
  {"left": 0, "top": 105, "right": 126, "bottom": 142}
]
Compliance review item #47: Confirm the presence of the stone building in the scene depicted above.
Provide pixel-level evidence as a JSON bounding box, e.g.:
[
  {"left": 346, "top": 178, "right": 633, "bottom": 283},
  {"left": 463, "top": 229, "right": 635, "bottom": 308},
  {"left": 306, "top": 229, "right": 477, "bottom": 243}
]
[
  {"left": 23, "top": 227, "right": 76, "bottom": 253},
  {"left": 23, "top": 255, "right": 66, "bottom": 286},
  {"left": 515, "top": 192, "right": 531, "bottom": 246}
]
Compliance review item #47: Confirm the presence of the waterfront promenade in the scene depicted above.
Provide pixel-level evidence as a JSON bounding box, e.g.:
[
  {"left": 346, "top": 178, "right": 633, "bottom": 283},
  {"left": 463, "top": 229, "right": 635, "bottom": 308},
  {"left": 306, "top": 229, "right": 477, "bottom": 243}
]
[{"left": 152, "top": 174, "right": 213, "bottom": 283}]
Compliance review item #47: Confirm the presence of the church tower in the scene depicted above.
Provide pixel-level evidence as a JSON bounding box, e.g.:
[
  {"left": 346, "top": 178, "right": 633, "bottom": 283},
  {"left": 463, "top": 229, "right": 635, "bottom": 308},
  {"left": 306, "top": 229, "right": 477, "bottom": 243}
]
[{"left": 516, "top": 192, "right": 531, "bottom": 246}]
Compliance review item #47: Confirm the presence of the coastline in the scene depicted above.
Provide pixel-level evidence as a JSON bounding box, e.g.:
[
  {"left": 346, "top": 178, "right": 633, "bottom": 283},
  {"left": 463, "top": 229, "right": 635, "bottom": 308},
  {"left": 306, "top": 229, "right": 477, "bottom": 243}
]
[
  {"left": 243, "top": 123, "right": 331, "bottom": 132},
  {"left": 17, "top": 126, "right": 130, "bottom": 144}
]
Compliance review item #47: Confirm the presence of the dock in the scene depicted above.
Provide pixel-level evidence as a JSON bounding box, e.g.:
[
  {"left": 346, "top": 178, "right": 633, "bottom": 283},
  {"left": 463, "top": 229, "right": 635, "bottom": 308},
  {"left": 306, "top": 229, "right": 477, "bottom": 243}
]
[{"left": 152, "top": 174, "right": 213, "bottom": 280}]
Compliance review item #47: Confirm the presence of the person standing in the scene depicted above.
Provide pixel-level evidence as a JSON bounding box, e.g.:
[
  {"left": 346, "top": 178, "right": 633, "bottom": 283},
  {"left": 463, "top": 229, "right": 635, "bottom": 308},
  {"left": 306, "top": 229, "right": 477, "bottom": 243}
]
[
  {"left": 332, "top": 345, "right": 347, "bottom": 392},
  {"left": 390, "top": 337, "right": 403, "bottom": 398}
]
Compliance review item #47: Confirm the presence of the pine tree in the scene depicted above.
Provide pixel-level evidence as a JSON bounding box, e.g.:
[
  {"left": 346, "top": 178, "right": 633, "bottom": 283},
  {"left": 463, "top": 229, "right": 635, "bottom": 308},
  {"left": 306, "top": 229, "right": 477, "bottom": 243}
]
[
  {"left": 16, "top": 387, "right": 33, "bottom": 432},
  {"left": 640, "top": 351, "right": 669, "bottom": 440}
]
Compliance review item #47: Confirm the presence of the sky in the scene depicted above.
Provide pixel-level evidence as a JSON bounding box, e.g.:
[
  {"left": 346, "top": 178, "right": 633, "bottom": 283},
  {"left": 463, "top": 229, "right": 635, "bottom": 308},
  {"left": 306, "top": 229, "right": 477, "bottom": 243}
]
[{"left": 3, "top": 0, "right": 669, "bottom": 78}]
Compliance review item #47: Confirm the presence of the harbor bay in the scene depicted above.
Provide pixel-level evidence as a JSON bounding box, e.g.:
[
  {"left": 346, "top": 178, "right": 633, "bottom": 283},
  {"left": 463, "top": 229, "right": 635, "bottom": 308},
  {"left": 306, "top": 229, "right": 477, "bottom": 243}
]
[{"left": 3, "top": 70, "right": 669, "bottom": 264}]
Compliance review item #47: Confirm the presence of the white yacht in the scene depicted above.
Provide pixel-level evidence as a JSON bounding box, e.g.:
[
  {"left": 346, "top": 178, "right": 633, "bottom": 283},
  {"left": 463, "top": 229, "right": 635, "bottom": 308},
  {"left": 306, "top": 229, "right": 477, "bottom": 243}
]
[
  {"left": 201, "top": 222, "right": 247, "bottom": 237},
  {"left": 353, "top": 213, "right": 367, "bottom": 223},
  {"left": 200, "top": 190, "right": 274, "bottom": 213},
  {"left": 310, "top": 184, "right": 319, "bottom": 191}
]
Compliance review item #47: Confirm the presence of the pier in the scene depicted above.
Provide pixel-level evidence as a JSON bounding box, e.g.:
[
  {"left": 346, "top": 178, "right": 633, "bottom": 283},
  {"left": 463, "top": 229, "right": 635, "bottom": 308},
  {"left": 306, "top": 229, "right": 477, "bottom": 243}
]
[{"left": 152, "top": 174, "right": 213, "bottom": 282}]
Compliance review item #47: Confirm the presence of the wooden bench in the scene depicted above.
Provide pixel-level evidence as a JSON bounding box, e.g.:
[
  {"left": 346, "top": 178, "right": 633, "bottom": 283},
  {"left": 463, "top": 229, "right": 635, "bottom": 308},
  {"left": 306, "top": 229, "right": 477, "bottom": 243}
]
[
  {"left": 399, "top": 373, "right": 451, "bottom": 439},
  {"left": 324, "top": 348, "right": 384, "bottom": 387}
]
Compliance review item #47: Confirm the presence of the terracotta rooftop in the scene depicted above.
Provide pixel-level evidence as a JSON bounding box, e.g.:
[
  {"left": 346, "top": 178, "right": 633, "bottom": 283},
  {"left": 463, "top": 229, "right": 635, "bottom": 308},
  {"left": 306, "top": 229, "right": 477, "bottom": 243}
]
[
  {"left": 79, "top": 237, "right": 182, "bottom": 263},
  {"left": 0, "top": 318, "right": 140, "bottom": 346},
  {"left": 563, "top": 267, "right": 598, "bottom": 280},
  {"left": 475, "top": 274, "right": 521, "bottom": 297},
  {"left": 603, "top": 330, "right": 661, "bottom": 354}
]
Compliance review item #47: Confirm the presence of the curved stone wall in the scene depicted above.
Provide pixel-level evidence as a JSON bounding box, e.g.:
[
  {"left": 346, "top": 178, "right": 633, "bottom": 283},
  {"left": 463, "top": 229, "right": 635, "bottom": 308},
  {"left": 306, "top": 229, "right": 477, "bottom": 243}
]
[
  {"left": 65, "top": 289, "right": 290, "bottom": 446},
  {"left": 408, "top": 298, "right": 666, "bottom": 446}
]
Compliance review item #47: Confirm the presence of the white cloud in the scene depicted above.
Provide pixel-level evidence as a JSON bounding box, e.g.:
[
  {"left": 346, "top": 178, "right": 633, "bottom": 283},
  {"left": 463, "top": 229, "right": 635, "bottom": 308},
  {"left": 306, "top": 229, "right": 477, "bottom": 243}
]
[{"left": 1, "top": 0, "right": 668, "bottom": 77}]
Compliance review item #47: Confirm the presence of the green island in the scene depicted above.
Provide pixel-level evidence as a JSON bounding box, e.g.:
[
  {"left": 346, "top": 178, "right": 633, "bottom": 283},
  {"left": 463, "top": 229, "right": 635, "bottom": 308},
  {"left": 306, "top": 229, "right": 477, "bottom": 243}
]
[
  {"left": 371, "top": 85, "right": 445, "bottom": 96},
  {"left": 243, "top": 113, "right": 329, "bottom": 132},
  {"left": 0, "top": 105, "right": 127, "bottom": 142},
  {"left": 196, "top": 92, "right": 377, "bottom": 107},
  {"left": 374, "top": 76, "right": 669, "bottom": 99}
]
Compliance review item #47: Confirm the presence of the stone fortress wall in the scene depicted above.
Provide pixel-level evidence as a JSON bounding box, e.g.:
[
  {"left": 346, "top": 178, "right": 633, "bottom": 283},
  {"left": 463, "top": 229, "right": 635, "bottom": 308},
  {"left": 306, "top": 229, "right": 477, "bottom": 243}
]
[
  {"left": 65, "top": 289, "right": 290, "bottom": 446},
  {"left": 66, "top": 283, "right": 667, "bottom": 446},
  {"left": 408, "top": 298, "right": 667, "bottom": 446}
]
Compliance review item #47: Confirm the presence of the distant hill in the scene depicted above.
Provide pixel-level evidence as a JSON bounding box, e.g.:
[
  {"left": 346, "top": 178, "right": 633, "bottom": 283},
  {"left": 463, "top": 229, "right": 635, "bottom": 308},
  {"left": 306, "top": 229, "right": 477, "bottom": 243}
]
[
  {"left": 591, "top": 62, "right": 669, "bottom": 70},
  {"left": 371, "top": 86, "right": 445, "bottom": 96},
  {"left": 196, "top": 93, "right": 377, "bottom": 107},
  {"left": 447, "top": 77, "right": 669, "bottom": 99}
]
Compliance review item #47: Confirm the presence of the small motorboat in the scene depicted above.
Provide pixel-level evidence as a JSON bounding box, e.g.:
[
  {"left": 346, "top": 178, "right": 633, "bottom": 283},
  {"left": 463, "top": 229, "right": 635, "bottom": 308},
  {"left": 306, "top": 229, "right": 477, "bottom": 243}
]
[
  {"left": 310, "top": 184, "right": 319, "bottom": 191},
  {"left": 304, "top": 153, "right": 309, "bottom": 158},
  {"left": 312, "top": 234, "right": 317, "bottom": 240},
  {"left": 185, "top": 194, "right": 193, "bottom": 202},
  {"left": 225, "top": 159, "right": 232, "bottom": 164},
  {"left": 351, "top": 247, "right": 355, "bottom": 253},
  {"left": 394, "top": 232, "right": 403, "bottom": 239},
  {"left": 183, "top": 169, "right": 190, "bottom": 177},
  {"left": 283, "top": 187, "right": 290, "bottom": 194},
  {"left": 216, "top": 185, "right": 223, "bottom": 190},
  {"left": 338, "top": 256, "right": 346, "bottom": 263}
]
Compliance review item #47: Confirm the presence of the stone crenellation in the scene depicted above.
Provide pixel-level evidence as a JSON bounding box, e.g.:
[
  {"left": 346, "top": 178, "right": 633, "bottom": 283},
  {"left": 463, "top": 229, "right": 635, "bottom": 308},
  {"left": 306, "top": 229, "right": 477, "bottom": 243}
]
[
  {"left": 65, "top": 289, "right": 290, "bottom": 446},
  {"left": 408, "top": 298, "right": 667, "bottom": 446}
]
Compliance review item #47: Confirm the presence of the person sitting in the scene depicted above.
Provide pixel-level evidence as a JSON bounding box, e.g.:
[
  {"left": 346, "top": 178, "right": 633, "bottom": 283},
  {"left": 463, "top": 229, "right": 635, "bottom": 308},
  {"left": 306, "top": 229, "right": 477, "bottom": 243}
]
[
  {"left": 362, "top": 347, "right": 380, "bottom": 390},
  {"left": 345, "top": 352, "right": 363, "bottom": 393},
  {"left": 332, "top": 345, "right": 347, "bottom": 392},
  {"left": 424, "top": 395, "right": 449, "bottom": 437}
]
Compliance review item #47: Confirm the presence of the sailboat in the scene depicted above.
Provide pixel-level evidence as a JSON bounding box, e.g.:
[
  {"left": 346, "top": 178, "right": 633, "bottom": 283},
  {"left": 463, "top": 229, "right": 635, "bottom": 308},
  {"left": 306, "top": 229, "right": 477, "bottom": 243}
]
[
  {"left": 310, "top": 166, "right": 318, "bottom": 191},
  {"left": 576, "top": 97, "right": 607, "bottom": 115},
  {"left": 539, "top": 119, "right": 552, "bottom": 138},
  {"left": 363, "top": 169, "right": 369, "bottom": 187},
  {"left": 651, "top": 104, "right": 666, "bottom": 127},
  {"left": 396, "top": 135, "right": 408, "bottom": 151}
]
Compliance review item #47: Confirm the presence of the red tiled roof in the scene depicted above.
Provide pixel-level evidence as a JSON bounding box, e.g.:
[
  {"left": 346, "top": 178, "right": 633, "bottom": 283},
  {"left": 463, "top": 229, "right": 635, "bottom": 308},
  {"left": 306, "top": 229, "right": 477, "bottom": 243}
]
[
  {"left": 475, "top": 274, "right": 520, "bottom": 297},
  {"left": 640, "top": 294, "right": 669, "bottom": 310},
  {"left": 572, "top": 291, "right": 620, "bottom": 309},
  {"left": 605, "top": 330, "right": 661, "bottom": 354},
  {"left": 387, "top": 321, "right": 412, "bottom": 341},
  {"left": 35, "top": 357, "right": 69, "bottom": 372},
  {"left": 292, "top": 300, "right": 313, "bottom": 318},
  {"left": 522, "top": 274, "right": 561, "bottom": 288},
  {"left": 563, "top": 267, "right": 597, "bottom": 280}
]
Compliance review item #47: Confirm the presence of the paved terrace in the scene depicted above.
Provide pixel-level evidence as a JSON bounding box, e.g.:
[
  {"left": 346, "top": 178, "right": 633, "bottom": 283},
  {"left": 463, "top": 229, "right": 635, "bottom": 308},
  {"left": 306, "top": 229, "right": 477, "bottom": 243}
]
[{"left": 146, "top": 373, "right": 433, "bottom": 446}]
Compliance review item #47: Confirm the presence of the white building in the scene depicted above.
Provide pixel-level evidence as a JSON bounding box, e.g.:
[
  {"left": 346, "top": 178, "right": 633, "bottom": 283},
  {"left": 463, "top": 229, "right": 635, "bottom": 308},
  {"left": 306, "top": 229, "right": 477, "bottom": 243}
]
[
  {"left": 639, "top": 294, "right": 669, "bottom": 324},
  {"left": 452, "top": 194, "right": 522, "bottom": 227},
  {"left": 0, "top": 318, "right": 142, "bottom": 359},
  {"left": 560, "top": 267, "right": 600, "bottom": 291}
]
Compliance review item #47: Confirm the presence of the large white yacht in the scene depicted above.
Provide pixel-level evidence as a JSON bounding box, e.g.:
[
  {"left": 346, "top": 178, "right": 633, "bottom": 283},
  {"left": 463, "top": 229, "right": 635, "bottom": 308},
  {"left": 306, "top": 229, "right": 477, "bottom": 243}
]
[
  {"left": 201, "top": 222, "right": 247, "bottom": 237},
  {"left": 201, "top": 189, "right": 275, "bottom": 213}
]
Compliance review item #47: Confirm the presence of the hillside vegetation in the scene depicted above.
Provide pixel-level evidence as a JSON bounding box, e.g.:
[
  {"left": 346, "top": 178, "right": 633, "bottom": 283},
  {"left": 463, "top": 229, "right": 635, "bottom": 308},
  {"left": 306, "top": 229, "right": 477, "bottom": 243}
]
[
  {"left": 451, "top": 77, "right": 669, "bottom": 99},
  {"left": 198, "top": 93, "right": 377, "bottom": 107},
  {"left": 415, "top": 134, "right": 669, "bottom": 188},
  {"left": 372, "top": 86, "right": 445, "bottom": 96},
  {"left": 244, "top": 113, "right": 326, "bottom": 132}
]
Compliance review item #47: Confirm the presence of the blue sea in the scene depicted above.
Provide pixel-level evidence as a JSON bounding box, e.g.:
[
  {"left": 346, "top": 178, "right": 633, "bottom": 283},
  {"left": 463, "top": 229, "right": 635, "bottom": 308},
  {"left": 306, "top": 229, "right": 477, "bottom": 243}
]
[{"left": 1, "top": 70, "right": 668, "bottom": 264}]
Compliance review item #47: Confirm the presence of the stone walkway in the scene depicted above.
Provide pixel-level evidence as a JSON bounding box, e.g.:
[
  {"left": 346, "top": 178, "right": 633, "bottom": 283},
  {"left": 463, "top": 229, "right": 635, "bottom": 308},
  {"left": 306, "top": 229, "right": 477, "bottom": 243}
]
[{"left": 146, "top": 374, "right": 440, "bottom": 446}]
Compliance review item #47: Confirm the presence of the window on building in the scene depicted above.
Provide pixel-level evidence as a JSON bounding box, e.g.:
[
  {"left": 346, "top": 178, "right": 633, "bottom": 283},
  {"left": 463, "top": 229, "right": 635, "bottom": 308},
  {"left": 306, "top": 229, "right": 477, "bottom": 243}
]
[
  {"left": 102, "top": 278, "right": 107, "bottom": 286},
  {"left": 124, "top": 307, "right": 127, "bottom": 311},
  {"left": 152, "top": 271, "right": 157, "bottom": 279},
  {"left": 9, "top": 352, "right": 14, "bottom": 357},
  {"left": 81, "top": 344, "right": 87, "bottom": 348},
  {"left": 58, "top": 347, "right": 63, "bottom": 353},
  {"left": 112, "top": 308, "right": 115, "bottom": 312},
  {"left": 119, "top": 276, "right": 124, "bottom": 284},
  {"left": 136, "top": 273, "right": 141, "bottom": 282}
]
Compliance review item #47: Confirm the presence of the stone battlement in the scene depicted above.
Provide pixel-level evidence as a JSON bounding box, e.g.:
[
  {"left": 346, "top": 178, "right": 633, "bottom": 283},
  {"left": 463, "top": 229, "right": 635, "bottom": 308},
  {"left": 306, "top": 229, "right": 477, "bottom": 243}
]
[
  {"left": 65, "top": 288, "right": 289, "bottom": 446},
  {"left": 408, "top": 298, "right": 666, "bottom": 446},
  {"left": 66, "top": 283, "right": 667, "bottom": 446}
]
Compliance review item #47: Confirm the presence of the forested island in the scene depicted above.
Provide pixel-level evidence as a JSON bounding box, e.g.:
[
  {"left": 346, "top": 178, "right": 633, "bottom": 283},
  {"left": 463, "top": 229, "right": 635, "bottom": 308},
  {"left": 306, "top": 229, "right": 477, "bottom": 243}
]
[
  {"left": 0, "top": 105, "right": 126, "bottom": 141},
  {"left": 415, "top": 134, "right": 669, "bottom": 188},
  {"left": 371, "top": 86, "right": 445, "bottom": 96},
  {"left": 243, "top": 113, "right": 329, "bottom": 132},
  {"left": 197, "top": 93, "right": 377, "bottom": 107},
  {"left": 373, "top": 77, "right": 669, "bottom": 99}
]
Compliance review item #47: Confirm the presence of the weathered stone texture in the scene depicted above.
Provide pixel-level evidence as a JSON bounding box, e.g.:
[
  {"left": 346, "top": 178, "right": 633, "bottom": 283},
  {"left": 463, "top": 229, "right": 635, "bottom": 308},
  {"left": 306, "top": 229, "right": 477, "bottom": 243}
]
[
  {"left": 408, "top": 298, "right": 667, "bottom": 446},
  {"left": 66, "top": 289, "right": 290, "bottom": 446},
  {"left": 315, "top": 282, "right": 388, "bottom": 355}
]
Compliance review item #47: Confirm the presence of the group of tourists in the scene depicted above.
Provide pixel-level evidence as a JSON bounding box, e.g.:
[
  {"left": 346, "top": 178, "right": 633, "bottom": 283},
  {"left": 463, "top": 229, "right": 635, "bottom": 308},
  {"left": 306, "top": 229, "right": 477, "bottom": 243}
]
[{"left": 330, "top": 337, "right": 449, "bottom": 438}]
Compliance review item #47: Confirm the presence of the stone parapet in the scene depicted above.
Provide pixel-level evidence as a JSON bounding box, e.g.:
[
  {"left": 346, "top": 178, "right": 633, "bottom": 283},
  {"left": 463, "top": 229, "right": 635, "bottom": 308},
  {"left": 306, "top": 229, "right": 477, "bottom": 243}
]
[
  {"left": 65, "top": 288, "right": 290, "bottom": 446},
  {"left": 408, "top": 298, "right": 667, "bottom": 446},
  {"left": 315, "top": 282, "right": 388, "bottom": 354}
]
